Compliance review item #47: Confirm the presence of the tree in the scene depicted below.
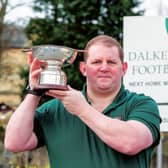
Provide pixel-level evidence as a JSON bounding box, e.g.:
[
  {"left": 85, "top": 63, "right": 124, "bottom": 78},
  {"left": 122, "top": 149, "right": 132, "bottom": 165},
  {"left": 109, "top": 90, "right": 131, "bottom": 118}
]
[
  {"left": 0, "top": 0, "right": 8, "bottom": 45},
  {"left": 0, "top": 0, "right": 29, "bottom": 40},
  {"left": 0, "top": 0, "right": 8, "bottom": 71},
  {"left": 25, "top": 0, "right": 143, "bottom": 90},
  {"left": 0, "top": 0, "right": 30, "bottom": 76}
]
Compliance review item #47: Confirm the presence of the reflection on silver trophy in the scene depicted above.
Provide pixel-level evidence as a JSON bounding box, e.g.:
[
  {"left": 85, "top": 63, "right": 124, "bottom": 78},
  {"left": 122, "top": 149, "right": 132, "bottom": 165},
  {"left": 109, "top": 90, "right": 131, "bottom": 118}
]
[{"left": 31, "top": 45, "right": 85, "bottom": 90}]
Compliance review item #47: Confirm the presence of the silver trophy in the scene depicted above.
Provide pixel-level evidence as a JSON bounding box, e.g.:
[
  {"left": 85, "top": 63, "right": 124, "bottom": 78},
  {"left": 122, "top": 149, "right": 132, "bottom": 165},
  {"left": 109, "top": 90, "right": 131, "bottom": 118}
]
[{"left": 31, "top": 45, "right": 84, "bottom": 90}]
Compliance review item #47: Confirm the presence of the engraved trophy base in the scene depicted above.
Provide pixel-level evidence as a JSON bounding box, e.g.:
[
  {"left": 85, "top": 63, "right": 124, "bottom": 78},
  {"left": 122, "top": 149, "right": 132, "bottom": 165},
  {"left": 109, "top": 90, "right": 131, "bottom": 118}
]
[{"left": 35, "top": 60, "right": 68, "bottom": 90}]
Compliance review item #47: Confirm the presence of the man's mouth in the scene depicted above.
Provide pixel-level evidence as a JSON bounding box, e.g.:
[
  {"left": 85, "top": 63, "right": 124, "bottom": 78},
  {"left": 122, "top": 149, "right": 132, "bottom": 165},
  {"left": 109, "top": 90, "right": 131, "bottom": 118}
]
[{"left": 98, "top": 75, "right": 111, "bottom": 78}]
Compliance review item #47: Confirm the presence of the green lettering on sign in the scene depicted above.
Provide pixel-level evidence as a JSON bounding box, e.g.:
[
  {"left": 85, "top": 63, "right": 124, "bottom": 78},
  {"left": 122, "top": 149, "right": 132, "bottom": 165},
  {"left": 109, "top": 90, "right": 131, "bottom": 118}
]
[{"left": 166, "top": 18, "right": 168, "bottom": 33}]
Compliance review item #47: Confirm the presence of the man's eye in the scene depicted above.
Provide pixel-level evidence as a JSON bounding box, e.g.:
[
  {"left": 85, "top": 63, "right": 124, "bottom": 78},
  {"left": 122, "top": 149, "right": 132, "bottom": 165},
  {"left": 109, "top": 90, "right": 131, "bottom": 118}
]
[
  {"left": 92, "top": 60, "right": 101, "bottom": 64},
  {"left": 108, "top": 60, "right": 116, "bottom": 64}
]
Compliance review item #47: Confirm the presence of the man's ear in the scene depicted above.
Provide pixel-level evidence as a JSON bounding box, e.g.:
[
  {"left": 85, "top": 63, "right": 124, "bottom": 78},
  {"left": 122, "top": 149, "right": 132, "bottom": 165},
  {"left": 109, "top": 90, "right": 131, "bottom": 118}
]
[
  {"left": 80, "top": 61, "right": 87, "bottom": 76},
  {"left": 122, "top": 62, "right": 128, "bottom": 75}
]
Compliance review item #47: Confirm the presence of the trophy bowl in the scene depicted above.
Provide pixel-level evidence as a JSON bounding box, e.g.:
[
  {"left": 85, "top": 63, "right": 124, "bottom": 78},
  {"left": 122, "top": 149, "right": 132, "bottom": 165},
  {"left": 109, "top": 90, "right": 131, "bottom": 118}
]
[{"left": 32, "top": 45, "right": 79, "bottom": 90}]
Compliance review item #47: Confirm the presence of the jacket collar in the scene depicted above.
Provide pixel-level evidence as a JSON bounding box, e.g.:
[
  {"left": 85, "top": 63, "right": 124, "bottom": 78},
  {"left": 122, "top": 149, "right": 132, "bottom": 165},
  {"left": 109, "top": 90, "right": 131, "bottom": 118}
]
[{"left": 82, "top": 83, "right": 128, "bottom": 113}]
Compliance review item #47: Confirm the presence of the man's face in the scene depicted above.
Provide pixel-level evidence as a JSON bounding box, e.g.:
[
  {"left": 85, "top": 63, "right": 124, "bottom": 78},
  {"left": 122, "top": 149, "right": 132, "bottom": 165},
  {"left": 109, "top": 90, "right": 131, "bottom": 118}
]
[{"left": 80, "top": 44, "right": 128, "bottom": 93}]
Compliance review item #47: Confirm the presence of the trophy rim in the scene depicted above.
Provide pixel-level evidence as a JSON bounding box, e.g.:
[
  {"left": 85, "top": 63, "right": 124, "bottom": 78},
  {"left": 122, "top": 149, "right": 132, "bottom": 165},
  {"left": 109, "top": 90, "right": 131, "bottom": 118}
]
[
  {"left": 22, "top": 45, "right": 87, "bottom": 53},
  {"left": 32, "top": 44, "right": 76, "bottom": 51},
  {"left": 31, "top": 44, "right": 77, "bottom": 62},
  {"left": 32, "top": 45, "right": 87, "bottom": 53},
  {"left": 30, "top": 45, "right": 87, "bottom": 64}
]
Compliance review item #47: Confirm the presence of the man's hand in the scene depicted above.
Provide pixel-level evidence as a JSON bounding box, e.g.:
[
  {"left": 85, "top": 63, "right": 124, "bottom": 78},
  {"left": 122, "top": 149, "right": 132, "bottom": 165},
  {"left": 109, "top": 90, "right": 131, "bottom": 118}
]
[
  {"left": 46, "top": 86, "right": 89, "bottom": 116},
  {"left": 27, "top": 52, "right": 47, "bottom": 89}
]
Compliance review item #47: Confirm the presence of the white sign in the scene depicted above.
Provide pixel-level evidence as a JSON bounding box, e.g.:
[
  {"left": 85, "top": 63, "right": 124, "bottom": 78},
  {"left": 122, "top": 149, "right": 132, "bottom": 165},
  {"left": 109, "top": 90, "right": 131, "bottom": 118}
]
[
  {"left": 123, "top": 16, "right": 168, "bottom": 132},
  {"left": 123, "top": 16, "right": 168, "bottom": 104}
]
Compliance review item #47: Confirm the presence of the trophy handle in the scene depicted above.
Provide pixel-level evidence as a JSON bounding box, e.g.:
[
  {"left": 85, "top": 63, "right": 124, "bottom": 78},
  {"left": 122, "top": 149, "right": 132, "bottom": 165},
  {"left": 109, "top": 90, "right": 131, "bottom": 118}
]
[
  {"left": 62, "top": 49, "right": 87, "bottom": 66},
  {"left": 76, "top": 49, "right": 87, "bottom": 53}
]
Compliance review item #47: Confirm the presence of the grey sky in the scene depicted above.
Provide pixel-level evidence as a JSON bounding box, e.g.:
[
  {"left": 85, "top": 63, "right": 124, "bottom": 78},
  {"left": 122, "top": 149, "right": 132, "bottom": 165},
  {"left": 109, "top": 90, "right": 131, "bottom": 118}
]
[{"left": 4, "top": 0, "right": 168, "bottom": 26}]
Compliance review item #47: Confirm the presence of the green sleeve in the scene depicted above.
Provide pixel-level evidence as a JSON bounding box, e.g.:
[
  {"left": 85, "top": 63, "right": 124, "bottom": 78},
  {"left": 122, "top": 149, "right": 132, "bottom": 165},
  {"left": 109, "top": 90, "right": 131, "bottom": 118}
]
[
  {"left": 33, "top": 99, "right": 59, "bottom": 148},
  {"left": 127, "top": 96, "right": 161, "bottom": 146}
]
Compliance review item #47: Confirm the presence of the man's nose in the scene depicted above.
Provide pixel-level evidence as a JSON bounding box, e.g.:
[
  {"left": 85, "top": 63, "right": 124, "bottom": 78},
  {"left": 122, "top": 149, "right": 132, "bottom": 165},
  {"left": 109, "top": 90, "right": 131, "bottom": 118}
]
[{"left": 100, "top": 62, "right": 109, "bottom": 71}]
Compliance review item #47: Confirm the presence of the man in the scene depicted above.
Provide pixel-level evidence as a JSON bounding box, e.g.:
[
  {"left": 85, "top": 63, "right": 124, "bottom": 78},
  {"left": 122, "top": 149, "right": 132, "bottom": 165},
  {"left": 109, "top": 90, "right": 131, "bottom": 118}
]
[{"left": 5, "top": 35, "right": 161, "bottom": 168}]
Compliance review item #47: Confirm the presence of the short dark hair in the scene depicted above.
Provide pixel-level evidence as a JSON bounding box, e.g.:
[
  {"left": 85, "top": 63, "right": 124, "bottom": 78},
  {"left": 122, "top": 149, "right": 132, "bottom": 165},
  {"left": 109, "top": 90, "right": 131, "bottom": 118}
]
[{"left": 84, "top": 35, "right": 124, "bottom": 62}]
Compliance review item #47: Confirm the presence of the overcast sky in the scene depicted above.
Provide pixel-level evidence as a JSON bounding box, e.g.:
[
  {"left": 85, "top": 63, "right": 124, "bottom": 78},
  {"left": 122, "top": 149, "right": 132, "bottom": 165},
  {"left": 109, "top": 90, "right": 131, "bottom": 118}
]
[
  {"left": 140, "top": 0, "right": 168, "bottom": 16},
  {"left": 4, "top": 0, "right": 168, "bottom": 26},
  {"left": 4, "top": 0, "right": 44, "bottom": 26}
]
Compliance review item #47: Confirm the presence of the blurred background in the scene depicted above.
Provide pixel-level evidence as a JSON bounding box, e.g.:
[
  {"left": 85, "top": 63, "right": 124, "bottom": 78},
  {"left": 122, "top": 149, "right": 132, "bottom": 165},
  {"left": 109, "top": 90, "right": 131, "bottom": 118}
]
[{"left": 0, "top": 0, "right": 168, "bottom": 167}]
